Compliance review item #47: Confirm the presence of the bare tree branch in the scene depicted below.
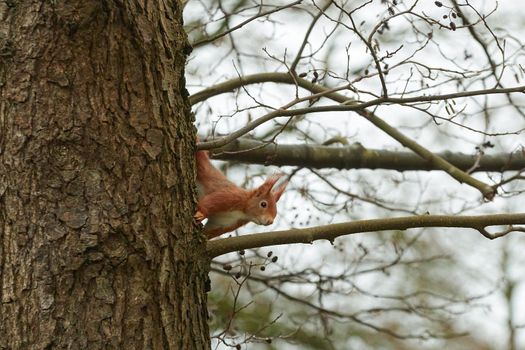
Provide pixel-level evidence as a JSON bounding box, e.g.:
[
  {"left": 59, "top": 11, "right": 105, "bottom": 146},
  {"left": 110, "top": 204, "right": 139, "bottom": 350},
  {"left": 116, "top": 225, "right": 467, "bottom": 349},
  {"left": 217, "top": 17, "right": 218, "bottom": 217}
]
[
  {"left": 207, "top": 214, "right": 525, "bottom": 257},
  {"left": 192, "top": 72, "right": 509, "bottom": 198},
  {"left": 208, "top": 138, "right": 525, "bottom": 173},
  {"left": 189, "top": 72, "right": 525, "bottom": 106}
]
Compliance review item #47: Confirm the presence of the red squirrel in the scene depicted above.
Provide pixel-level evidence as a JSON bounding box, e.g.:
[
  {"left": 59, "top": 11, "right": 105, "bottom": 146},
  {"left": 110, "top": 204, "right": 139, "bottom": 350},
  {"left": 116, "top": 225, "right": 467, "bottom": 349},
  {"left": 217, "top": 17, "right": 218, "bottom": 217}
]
[{"left": 195, "top": 148, "right": 287, "bottom": 239}]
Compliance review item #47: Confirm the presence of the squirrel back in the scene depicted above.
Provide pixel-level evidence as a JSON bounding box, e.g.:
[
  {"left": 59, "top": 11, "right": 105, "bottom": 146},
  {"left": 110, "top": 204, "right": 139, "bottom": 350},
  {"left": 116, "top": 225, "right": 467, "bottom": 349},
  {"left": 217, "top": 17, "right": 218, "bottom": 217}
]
[{"left": 196, "top": 150, "right": 237, "bottom": 196}]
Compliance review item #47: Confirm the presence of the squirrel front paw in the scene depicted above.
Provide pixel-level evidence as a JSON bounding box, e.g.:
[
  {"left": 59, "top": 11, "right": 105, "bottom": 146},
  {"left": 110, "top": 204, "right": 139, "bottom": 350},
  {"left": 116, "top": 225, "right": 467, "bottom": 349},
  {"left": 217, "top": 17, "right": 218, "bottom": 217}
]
[{"left": 194, "top": 210, "right": 206, "bottom": 222}]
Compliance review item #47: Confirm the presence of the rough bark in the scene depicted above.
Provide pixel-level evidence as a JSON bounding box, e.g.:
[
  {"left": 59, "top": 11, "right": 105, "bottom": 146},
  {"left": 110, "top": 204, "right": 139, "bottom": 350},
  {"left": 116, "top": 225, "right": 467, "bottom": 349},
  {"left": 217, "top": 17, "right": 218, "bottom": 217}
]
[{"left": 0, "top": 1, "right": 209, "bottom": 349}]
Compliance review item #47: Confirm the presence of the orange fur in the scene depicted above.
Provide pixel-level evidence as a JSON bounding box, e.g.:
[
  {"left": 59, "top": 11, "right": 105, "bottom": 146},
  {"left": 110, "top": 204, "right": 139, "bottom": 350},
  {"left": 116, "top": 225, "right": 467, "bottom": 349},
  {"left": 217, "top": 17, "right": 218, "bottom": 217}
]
[{"left": 195, "top": 148, "right": 287, "bottom": 239}]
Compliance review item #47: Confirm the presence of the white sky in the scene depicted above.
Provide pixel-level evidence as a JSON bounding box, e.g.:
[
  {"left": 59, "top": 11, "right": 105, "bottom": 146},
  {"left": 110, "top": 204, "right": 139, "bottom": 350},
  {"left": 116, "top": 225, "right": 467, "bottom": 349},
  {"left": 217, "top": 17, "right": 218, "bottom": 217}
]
[{"left": 184, "top": 1, "right": 525, "bottom": 348}]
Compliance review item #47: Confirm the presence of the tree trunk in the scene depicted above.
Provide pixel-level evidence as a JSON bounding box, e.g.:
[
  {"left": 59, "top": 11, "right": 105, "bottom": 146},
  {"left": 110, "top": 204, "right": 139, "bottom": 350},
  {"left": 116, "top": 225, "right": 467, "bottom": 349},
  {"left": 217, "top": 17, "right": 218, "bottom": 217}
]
[{"left": 0, "top": 1, "right": 209, "bottom": 349}]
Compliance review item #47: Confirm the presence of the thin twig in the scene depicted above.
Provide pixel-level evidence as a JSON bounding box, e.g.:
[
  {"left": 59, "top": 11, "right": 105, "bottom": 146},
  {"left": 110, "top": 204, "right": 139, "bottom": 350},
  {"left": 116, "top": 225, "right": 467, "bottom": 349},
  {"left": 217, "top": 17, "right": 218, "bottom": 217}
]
[{"left": 192, "top": 0, "right": 302, "bottom": 48}]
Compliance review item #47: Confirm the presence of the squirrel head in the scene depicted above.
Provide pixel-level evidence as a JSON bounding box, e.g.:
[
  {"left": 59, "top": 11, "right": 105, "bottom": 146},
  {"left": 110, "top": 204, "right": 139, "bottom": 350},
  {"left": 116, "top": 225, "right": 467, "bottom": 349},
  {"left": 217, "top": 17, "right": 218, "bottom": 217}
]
[{"left": 246, "top": 174, "right": 288, "bottom": 226}]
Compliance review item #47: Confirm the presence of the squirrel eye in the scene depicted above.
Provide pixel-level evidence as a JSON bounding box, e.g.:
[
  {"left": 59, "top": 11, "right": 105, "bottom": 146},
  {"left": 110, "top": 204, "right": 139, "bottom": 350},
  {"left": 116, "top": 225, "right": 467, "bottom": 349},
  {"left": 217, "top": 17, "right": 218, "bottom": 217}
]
[{"left": 259, "top": 200, "right": 268, "bottom": 208}]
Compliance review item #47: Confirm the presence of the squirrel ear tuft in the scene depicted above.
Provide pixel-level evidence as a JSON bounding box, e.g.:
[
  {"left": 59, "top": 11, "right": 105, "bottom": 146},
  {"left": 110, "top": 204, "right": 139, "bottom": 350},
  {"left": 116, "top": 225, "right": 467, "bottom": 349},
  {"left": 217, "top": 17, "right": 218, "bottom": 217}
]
[
  {"left": 272, "top": 181, "right": 288, "bottom": 202},
  {"left": 256, "top": 174, "right": 282, "bottom": 195}
]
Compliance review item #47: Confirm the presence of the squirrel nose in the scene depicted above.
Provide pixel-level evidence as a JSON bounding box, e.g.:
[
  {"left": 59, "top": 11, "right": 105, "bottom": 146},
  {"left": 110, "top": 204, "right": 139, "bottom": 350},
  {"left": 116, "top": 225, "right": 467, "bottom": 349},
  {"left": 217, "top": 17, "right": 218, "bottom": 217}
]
[{"left": 263, "top": 218, "right": 274, "bottom": 225}]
